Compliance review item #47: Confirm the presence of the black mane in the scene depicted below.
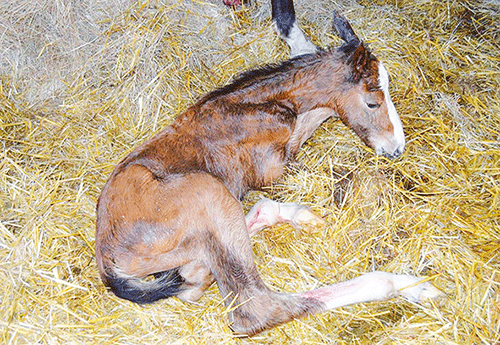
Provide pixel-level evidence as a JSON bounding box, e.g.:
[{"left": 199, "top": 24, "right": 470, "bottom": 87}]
[{"left": 198, "top": 51, "right": 330, "bottom": 104}]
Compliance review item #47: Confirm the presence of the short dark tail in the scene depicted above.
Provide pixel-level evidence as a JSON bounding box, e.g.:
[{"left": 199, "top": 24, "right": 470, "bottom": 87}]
[{"left": 104, "top": 268, "right": 184, "bottom": 304}]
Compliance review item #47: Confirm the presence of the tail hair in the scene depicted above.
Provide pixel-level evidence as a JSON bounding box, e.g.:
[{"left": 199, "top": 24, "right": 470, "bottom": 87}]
[{"left": 104, "top": 268, "right": 184, "bottom": 304}]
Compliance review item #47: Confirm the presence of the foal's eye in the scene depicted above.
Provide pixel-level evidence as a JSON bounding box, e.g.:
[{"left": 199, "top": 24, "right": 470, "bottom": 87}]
[{"left": 367, "top": 103, "right": 380, "bottom": 109}]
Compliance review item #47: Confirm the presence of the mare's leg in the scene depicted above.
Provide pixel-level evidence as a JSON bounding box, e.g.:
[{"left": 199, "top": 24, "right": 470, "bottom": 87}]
[
  {"left": 223, "top": 0, "right": 317, "bottom": 58},
  {"left": 271, "top": 0, "right": 318, "bottom": 58}
]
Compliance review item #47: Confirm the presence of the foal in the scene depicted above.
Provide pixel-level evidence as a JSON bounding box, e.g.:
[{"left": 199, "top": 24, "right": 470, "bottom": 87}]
[{"left": 96, "top": 11, "right": 439, "bottom": 335}]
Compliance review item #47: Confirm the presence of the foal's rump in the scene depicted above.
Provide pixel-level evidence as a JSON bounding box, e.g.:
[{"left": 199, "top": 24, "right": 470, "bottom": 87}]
[{"left": 95, "top": 163, "right": 251, "bottom": 302}]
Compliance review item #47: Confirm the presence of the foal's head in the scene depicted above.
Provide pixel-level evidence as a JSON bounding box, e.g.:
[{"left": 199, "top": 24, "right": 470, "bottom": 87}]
[{"left": 332, "top": 12, "right": 405, "bottom": 159}]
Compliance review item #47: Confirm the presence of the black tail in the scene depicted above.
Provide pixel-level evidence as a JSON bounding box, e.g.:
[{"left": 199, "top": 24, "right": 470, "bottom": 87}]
[{"left": 104, "top": 268, "right": 184, "bottom": 304}]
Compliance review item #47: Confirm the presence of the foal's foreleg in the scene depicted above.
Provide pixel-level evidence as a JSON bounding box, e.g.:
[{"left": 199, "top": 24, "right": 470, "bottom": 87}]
[
  {"left": 242, "top": 108, "right": 336, "bottom": 236},
  {"left": 245, "top": 198, "right": 325, "bottom": 235}
]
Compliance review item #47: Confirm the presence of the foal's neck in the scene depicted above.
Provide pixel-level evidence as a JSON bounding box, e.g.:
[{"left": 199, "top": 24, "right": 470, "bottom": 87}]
[
  {"left": 202, "top": 50, "right": 346, "bottom": 116},
  {"left": 257, "top": 53, "right": 346, "bottom": 114}
]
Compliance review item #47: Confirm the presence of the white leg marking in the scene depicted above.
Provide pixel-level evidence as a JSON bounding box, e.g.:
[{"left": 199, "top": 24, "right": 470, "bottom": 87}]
[
  {"left": 378, "top": 62, "right": 405, "bottom": 154},
  {"left": 281, "top": 21, "right": 318, "bottom": 58},
  {"left": 245, "top": 198, "right": 325, "bottom": 235},
  {"left": 302, "top": 271, "right": 443, "bottom": 311}
]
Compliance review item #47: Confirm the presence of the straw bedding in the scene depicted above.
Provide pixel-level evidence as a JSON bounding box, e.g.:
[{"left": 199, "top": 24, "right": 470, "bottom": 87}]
[{"left": 1, "top": 0, "right": 498, "bottom": 343}]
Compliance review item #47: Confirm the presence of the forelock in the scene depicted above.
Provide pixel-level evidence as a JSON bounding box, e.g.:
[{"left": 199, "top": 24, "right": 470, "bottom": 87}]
[
  {"left": 378, "top": 62, "right": 390, "bottom": 92},
  {"left": 363, "top": 59, "right": 381, "bottom": 90}
]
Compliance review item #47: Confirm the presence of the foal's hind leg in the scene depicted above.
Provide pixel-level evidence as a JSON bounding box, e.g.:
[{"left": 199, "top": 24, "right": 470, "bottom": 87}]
[
  {"left": 176, "top": 173, "right": 441, "bottom": 336},
  {"left": 176, "top": 197, "right": 324, "bottom": 301},
  {"left": 177, "top": 260, "right": 215, "bottom": 302}
]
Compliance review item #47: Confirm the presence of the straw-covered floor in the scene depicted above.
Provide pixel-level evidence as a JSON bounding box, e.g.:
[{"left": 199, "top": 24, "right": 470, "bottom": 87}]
[{"left": 1, "top": 0, "right": 499, "bottom": 343}]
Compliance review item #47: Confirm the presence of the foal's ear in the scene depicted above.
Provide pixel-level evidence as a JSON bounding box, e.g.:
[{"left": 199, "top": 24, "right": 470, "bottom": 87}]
[
  {"left": 347, "top": 43, "right": 371, "bottom": 83},
  {"left": 332, "top": 10, "right": 371, "bottom": 83},
  {"left": 332, "top": 10, "right": 360, "bottom": 45}
]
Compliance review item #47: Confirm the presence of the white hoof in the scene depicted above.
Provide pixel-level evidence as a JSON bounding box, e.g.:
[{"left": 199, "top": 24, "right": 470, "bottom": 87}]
[
  {"left": 391, "top": 274, "right": 444, "bottom": 302},
  {"left": 291, "top": 206, "right": 326, "bottom": 228}
]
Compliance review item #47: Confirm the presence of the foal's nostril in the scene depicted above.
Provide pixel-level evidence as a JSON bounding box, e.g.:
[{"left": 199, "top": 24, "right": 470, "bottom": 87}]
[
  {"left": 383, "top": 148, "right": 404, "bottom": 159},
  {"left": 382, "top": 146, "right": 404, "bottom": 159},
  {"left": 382, "top": 151, "right": 395, "bottom": 159},
  {"left": 395, "top": 145, "right": 405, "bottom": 158}
]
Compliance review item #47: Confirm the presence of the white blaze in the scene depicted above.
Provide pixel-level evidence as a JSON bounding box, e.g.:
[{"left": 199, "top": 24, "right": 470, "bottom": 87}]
[{"left": 378, "top": 62, "right": 405, "bottom": 153}]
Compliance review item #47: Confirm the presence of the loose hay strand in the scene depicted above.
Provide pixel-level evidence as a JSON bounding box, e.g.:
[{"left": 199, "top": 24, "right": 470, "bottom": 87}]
[{"left": 1, "top": 0, "right": 500, "bottom": 344}]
